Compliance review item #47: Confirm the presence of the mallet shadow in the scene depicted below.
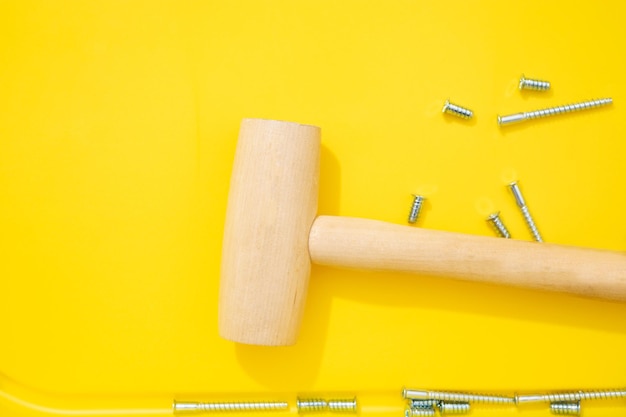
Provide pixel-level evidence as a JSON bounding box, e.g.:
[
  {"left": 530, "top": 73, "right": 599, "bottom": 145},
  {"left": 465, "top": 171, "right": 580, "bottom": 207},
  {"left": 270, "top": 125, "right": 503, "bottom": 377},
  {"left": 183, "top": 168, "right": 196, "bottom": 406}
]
[{"left": 233, "top": 142, "right": 626, "bottom": 391}]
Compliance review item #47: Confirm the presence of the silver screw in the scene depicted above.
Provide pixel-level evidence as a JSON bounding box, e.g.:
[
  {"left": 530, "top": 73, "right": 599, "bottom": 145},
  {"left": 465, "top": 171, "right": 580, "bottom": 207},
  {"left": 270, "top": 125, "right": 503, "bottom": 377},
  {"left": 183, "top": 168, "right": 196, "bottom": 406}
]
[
  {"left": 509, "top": 181, "right": 543, "bottom": 242},
  {"left": 403, "top": 388, "right": 515, "bottom": 405},
  {"left": 410, "top": 400, "right": 439, "bottom": 409},
  {"left": 408, "top": 195, "right": 426, "bottom": 224},
  {"left": 498, "top": 97, "right": 612, "bottom": 126},
  {"left": 328, "top": 398, "right": 357, "bottom": 413},
  {"left": 438, "top": 401, "right": 471, "bottom": 415},
  {"left": 173, "top": 401, "right": 289, "bottom": 414},
  {"left": 297, "top": 398, "right": 327, "bottom": 413},
  {"left": 519, "top": 74, "right": 551, "bottom": 91},
  {"left": 486, "top": 212, "right": 511, "bottom": 238},
  {"left": 405, "top": 407, "right": 436, "bottom": 417},
  {"left": 516, "top": 389, "right": 626, "bottom": 404},
  {"left": 550, "top": 401, "right": 581, "bottom": 416},
  {"left": 442, "top": 99, "right": 473, "bottom": 120}
]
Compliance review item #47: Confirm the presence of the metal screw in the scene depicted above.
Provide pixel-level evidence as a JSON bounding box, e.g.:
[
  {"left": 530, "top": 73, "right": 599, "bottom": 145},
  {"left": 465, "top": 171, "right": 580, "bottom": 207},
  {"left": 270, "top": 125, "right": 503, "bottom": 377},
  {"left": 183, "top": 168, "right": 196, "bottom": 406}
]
[
  {"left": 297, "top": 398, "right": 327, "bottom": 413},
  {"left": 516, "top": 389, "right": 626, "bottom": 404},
  {"left": 403, "top": 388, "right": 515, "bottom": 405},
  {"left": 442, "top": 99, "right": 473, "bottom": 120},
  {"left": 497, "top": 97, "right": 612, "bottom": 126},
  {"left": 509, "top": 181, "right": 542, "bottom": 242},
  {"left": 328, "top": 398, "right": 357, "bottom": 413},
  {"left": 410, "top": 400, "right": 439, "bottom": 410},
  {"left": 519, "top": 74, "right": 551, "bottom": 91},
  {"left": 405, "top": 407, "right": 435, "bottom": 417},
  {"left": 486, "top": 212, "right": 511, "bottom": 238},
  {"left": 173, "top": 401, "right": 289, "bottom": 414},
  {"left": 550, "top": 401, "right": 581, "bottom": 416},
  {"left": 438, "top": 401, "right": 471, "bottom": 415},
  {"left": 408, "top": 195, "right": 425, "bottom": 224}
]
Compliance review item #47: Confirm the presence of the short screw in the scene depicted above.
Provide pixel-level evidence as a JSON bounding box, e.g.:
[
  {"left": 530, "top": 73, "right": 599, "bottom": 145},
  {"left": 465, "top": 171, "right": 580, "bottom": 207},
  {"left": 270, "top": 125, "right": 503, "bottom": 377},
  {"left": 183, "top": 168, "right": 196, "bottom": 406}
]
[
  {"left": 498, "top": 97, "right": 612, "bottom": 126},
  {"left": 486, "top": 212, "right": 511, "bottom": 238},
  {"left": 410, "top": 400, "right": 439, "bottom": 409},
  {"left": 408, "top": 195, "right": 426, "bottom": 224},
  {"left": 173, "top": 401, "right": 289, "bottom": 414},
  {"left": 442, "top": 99, "right": 473, "bottom": 120},
  {"left": 519, "top": 74, "right": 551, "bottom": 91},
  {"left": 403, "top": 388, "right": 515, "bottom": 405},
  {"left": 509, "top": 181, "right": 543, "bottom": 242},
  {"left": 550, "top": 401, "right": 581, "bottom": 416},
  {"left": 405, "top": 407, "right": 435, "bottom": 417}
]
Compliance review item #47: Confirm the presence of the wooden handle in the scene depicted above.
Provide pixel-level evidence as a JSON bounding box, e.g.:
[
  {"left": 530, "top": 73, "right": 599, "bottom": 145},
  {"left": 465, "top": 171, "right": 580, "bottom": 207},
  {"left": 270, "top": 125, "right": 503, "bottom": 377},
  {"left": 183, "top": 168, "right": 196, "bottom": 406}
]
[{"left": 309, "top": 216, "right": 626, "bottom": 302}]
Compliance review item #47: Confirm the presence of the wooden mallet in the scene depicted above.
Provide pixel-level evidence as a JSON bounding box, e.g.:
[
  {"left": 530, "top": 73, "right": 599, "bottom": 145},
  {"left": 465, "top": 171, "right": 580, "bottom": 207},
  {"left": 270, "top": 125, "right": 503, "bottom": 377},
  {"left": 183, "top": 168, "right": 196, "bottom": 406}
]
[{"left": 219, "top": 118, "right": 626, "bottom": 346}]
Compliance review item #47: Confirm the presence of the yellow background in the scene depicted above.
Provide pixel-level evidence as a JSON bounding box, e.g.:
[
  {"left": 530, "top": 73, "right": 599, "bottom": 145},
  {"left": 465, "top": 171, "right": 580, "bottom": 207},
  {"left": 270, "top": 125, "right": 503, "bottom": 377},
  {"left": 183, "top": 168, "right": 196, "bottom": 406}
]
[{"left": 1, "top": 1, "right": 625, "bottom": 416}]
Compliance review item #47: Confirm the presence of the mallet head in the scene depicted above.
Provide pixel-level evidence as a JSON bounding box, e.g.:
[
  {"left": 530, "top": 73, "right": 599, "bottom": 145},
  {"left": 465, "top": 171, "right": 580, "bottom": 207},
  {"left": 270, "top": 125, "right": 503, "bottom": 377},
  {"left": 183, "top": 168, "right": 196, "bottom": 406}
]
[{"left": 219, "top": 118, "right": 320, "bottom": 346}]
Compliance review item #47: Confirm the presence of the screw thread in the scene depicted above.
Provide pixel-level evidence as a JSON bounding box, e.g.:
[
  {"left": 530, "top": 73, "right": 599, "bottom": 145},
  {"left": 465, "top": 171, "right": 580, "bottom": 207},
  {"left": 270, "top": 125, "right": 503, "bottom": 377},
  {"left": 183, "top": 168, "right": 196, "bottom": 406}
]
[
  {"left": 550, "top": 401, "right": 581, "bottom": 415},
  {"left": 517, "top": 389, "right": 626, "bottom": 404},
  {"left": 403, "top": 388, "right": 515, "bottom": 405},
  {"left": 327, "top": 398, "right": 357, "bottom": 413},
  {"left": 520, "top": 206, "right": 542, "bottom": 242},
  {"left": 408, "top": 195, "right": 425, "bottom": 224},
  {"left": 487, "top": 213, "right": 511, "bottom": 238},
  {"left": 410, "top": 400, "right": 439, "bottom": 409},
  {"left": 446, "top": 104, "right": 473, "bottom": 119},
  {"left": 442, "top": 100, "right": 473, "bottom": 119},
  {"left": 174, "top": 401, "right": 289, "bottom": 414},
  {"left": 524, "top": 98, "right": 612, "bottom": 120},
  {"left": 438, "top": 401, "right": 471, "bottom": 415},
  {"left": 297, "top": 398, "right": 328, "bottom": 413},
  {"left": 405, "top": 408, "right": 436, "bottom": 417}
]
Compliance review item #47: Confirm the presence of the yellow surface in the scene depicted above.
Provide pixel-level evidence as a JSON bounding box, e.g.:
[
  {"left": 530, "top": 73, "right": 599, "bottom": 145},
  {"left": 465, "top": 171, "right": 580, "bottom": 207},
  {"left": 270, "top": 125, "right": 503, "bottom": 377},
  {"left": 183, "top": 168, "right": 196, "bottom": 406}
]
[{"left": 0, "top": 1, "right": 625, "bottom": 416}]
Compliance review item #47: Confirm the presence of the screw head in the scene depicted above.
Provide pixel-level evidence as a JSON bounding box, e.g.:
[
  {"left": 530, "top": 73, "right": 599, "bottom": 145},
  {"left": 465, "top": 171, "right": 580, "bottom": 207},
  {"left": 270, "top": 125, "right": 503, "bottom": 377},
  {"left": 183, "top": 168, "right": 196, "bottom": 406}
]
[
  {"left": 441, "top": 99, "right": 450, "bottom": 113},
  {"left": 518, "top": 74, "right": 526, "bottom": 90}
]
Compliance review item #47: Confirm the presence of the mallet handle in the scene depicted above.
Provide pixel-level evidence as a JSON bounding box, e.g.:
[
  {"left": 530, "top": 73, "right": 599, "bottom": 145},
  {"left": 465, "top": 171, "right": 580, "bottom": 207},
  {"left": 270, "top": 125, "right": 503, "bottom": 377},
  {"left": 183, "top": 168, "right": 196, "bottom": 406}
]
[{"left": 309, "top": 216, "right": 626, "bottom": 302}]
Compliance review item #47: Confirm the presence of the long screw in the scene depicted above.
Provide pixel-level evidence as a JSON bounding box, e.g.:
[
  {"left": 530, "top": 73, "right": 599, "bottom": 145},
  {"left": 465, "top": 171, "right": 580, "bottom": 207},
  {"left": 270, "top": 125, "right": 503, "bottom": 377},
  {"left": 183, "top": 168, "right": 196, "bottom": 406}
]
[
  {"left": 516, "top": 389, "right": 626, "bottom": 404},
  {"left": 497, "top": 97, "right": 612, "bottom": 126},
  {"left": 509, "top": 181, "right": 543, "bottom": 242},
  {"left": 173, "top": 401, "right": 289, "bottom": 414},
  {"left": 403, "top": 388, "right": 515, "bottom": 405}
]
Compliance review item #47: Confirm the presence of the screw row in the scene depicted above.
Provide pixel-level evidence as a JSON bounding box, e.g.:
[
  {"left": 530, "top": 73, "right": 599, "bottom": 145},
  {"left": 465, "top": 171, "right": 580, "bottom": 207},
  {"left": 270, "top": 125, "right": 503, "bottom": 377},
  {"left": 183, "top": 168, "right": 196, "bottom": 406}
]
[
  {"left": 173, "top": 397, "right": 357, "bottom": 415},
  {"left": 406, "top": 400, "right": 471, "bottom": 416},
  {"left": 403, "top": 387, "right": 626, "bottom": 416},
  {"left": 297, "top": 397, "right": 357, "bottom": 413}
]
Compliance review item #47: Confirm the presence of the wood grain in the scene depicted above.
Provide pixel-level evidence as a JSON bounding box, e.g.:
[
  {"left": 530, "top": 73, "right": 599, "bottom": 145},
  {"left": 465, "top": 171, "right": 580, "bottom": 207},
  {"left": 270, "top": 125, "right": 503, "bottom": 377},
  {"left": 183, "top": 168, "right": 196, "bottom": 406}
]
[
  {"left": 309, "top": 215, "right": 626, "bottom": 302},
  {"left": 219, "top": 119, "right": 320, "bottom": 345}
]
